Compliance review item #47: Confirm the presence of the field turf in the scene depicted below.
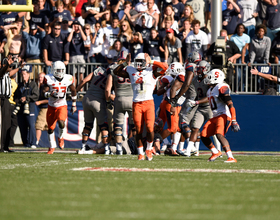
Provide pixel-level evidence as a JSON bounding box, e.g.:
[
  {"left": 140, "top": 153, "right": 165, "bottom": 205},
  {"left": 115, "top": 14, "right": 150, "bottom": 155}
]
[{"left": 1, "top": 150, "right": 280, "bottom": 220}]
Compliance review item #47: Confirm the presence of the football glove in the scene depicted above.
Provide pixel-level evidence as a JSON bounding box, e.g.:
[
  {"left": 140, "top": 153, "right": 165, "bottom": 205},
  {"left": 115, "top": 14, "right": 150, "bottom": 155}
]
[
  {"left": 170, "top": 95, "right": 179, "bottom": 107},
  {"left": 231, "top": 121, "right": 240, "bottom": 132},
  {"left": 106, "top": 100, "right": 114, "bottom": 110},
  {"left": 70, "top": 106, "right": 77, "bottom": 115},
  {"left": 186, "top": 100, "right": 198, "bottom": 108}
]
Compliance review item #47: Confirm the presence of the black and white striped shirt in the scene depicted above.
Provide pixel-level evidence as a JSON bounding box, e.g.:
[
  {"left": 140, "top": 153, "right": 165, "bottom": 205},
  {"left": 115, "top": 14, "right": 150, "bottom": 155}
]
[{"left": 0, "top": 72, "right": 12, "bottom": 98}]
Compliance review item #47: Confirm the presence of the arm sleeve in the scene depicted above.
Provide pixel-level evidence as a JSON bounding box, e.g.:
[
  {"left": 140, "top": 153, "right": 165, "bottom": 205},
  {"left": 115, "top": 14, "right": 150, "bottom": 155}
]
[
  {"left": 42, "top": 35, "right": 49, "bottom": 50},
  {"left": 26, "top": 82, "right": 39, "bottom": 102},
  {"left": 264, "top": 38, "right": 271, "bottom": 63},
  {"left": 249, "top": 42, "right": 256, "bottom": 63},
  {"left": 152, "top": 61, "right": 168, "bottom": 73}
]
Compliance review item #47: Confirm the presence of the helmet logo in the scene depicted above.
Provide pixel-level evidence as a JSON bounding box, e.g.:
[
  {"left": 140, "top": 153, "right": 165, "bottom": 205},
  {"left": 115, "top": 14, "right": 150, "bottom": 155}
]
[{"left": 215, "top": 71, "right": 220, "bottom": 78}]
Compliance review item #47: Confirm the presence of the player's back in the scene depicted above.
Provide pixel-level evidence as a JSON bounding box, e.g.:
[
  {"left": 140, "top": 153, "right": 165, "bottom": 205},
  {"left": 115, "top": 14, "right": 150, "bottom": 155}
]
[
  {"left": 44, "top": 73, "right": 74, "bottom": 108},
  {"left": 86, "top": 67, "right": 108, "bottom": 99},
  {"left": 207, "top": 82, "right": 231, "bottom": 118}
]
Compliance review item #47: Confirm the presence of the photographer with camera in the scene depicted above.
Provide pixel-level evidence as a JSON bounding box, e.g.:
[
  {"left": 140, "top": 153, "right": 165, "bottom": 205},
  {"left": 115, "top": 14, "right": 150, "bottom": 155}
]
[
  {"left": 14, "top": 67, "right": 39, "bottom": 148},
  {"left": 207, "top": 29, "right": 241, "bottom": 88}
]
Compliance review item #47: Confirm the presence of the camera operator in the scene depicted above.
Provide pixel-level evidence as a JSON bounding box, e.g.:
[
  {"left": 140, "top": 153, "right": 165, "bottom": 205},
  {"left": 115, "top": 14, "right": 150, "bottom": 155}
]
[
  {"left": 207, "top": 29, "right": 241, "bottom": 87},
  {"left": 14, "top": 66, "right": 39, "bottom": 148},
  {"left": 0, "top": 55, "right": 22, "bottom": 152}
]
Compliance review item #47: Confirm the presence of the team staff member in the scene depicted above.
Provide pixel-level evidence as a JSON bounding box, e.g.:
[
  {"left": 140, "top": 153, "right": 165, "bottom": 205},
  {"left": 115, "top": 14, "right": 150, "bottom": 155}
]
[
  {"left": 42, "top": 22, "right": 70, "bottom": 74},
  {"left": 0, "top": 56, "right": 23, "bottom": 152}
]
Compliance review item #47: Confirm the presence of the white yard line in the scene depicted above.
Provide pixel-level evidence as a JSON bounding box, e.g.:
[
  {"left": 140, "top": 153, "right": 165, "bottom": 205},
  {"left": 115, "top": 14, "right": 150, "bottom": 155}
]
[{"left": 72, "top": 167, "right": 280, "bottom": 174}]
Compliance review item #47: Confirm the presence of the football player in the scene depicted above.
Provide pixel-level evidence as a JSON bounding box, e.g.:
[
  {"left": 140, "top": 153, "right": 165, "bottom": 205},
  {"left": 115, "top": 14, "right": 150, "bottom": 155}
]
[
  {"left": 76, "top": 66, "right": 111, "bottom": 155},
  {"left": 171, "top": 52, "right": 201, "bottom": 155},
  {"left": 157, "top": 62, "right": 186, "bottom": 155},
  {"left": 43, "top": 61, "right": 77, "bottom": 154},
  {"left": 105, "top": 50, "right": 135, "bottom": 155},
  {"left": 113, "top": 52, "right": 168, "bottom": 161},
  {"left": 201, "top": 69, "right": 240, "bottom": 163}
]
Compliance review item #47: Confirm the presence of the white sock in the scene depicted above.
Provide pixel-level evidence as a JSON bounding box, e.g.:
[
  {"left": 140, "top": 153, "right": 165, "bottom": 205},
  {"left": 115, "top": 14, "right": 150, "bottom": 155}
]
[
  {"left": 226, "top": 150, "right": 234, "bottom": 159},
  {"left": 116, "top": 142, "right": 122, "bottom": 151},
  {"left": 173, "top": 132, "right": 181, "bottom": 146},
  {"left": 213, "top": 135, "right": 221, "bottom": 152},
  {"left": 59, "top": 127, "right": 65, "bottom": 139},
  {"left": 195, "top": 141, "right": 200, "bottom": 152},
  {"left": 179, "top": 142, "right": 185, "bottom": 151},
  {"left": 210, "top": 146, "right": 219, "bottom": 154},
  {"left": 137, "top": 146, "right": 144, "bottom": 155},
  {"left": 161, "top": 144, "right": 167, "bottom": 151},
  {"left": 146, "top": 141, "right": 153, "bottom": 151},
  {"left": 48, "top": 132, "right": 56, "bottom": 149},
  {"left": 186, "top": 141, "right": 194, "bottom": 155},
  {"left": 36, "top": 140, "right": 39, "bottom": 145}
]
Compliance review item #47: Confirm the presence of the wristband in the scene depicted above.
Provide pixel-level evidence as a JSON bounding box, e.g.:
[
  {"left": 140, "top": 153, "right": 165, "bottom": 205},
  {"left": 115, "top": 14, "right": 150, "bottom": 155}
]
[
  {"left": 38, "top": 101, "right": 41, "bottom": 105},
  {"left": 71, "top": 95, "right": 77, "bottom": 100},
  {"left": 257, "top": 72, "right": 259, "bottom": 76},
  {"left": 164, "top": 60, "right": 168, "bottom": 62},
  {"left": 195, "top": 101, "right": 199, "bottom": 105},
  {"left": 122, "top": 62, "right": 128, "bottom": 67},
  {"left": 150, "top": 60, "right": 154, "bottom": 65},
  {"left": 44, "top": 92, "right": 50, "bottom": 98},
  {"left": 72, "top": 102, "right": 76, "bottom": 107}
]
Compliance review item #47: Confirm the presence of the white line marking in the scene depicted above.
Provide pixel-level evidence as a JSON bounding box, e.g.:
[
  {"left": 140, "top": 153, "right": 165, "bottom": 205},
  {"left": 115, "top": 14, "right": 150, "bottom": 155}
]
[{"left": 72, "top": 167, "right": 280, "bottom": 174}]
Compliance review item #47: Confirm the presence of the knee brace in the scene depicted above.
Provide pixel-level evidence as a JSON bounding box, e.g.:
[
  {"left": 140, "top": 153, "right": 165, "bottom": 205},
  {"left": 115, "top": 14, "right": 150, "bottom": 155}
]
[
  {"left": 82, "top": 122, "right": 93, "bottom": 136},
  {"left": 99, "top": 123, "right": 109, "bottom": 139},
  {"left": 181, "top": 122, "right": 191, "bottom": 134},
  {"left": 114, "top": 126, "right": 124, "bottom": 141}
]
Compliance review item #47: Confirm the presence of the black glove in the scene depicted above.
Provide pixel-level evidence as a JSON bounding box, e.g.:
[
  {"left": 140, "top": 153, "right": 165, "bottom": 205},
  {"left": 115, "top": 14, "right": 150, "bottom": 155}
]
[
  {"left": 170, "top": 95, "right": 179, "bottom": 107},
  {"left": 231, "top": 121, "right": 240, "bottom": 132},
  {"left": 106, "top": 100, "right": 114, "bottom": 110}
]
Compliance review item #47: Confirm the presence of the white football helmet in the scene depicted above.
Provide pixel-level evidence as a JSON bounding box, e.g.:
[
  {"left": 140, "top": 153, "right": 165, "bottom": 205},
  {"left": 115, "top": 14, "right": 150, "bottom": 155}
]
[
  {"left": 205, "top": 69, "right": 225, "bottom": 85},
  {"left": 52, "top": 61, "right": 66, "bottom": 79},
  {"left": 134, "top": 53, "right": 146, "bottom": 70},
  {"left": 167, "top": 62, "right": 184, "bottom": 77}
]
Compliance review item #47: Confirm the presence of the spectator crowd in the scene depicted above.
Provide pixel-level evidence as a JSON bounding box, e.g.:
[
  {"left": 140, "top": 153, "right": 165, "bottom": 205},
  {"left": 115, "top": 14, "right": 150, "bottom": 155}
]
[{"left": 1, "top": 0, "right": 280, "bottom": 153}]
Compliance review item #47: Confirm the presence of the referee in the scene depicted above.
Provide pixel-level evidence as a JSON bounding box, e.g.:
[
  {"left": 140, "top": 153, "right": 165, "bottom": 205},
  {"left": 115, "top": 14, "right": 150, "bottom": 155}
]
[{"left": 0, "top": 56, "right": 23, "bottom": 152}]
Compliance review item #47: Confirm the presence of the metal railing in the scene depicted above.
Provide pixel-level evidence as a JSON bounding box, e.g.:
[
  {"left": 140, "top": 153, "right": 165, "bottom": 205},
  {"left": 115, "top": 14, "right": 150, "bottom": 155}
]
[
  {"left": 15, "top": 62, "right": 280, "bottom": 95},
  {"left": 231, "top": 63, "right": 280, "bottom": 94}
]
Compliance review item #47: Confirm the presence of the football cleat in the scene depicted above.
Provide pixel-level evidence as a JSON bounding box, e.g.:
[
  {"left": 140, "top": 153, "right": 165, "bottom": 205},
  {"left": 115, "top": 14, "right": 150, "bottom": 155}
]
[
  {"left": 224, "top": 157, "right": 237, "bottom": 163},
  {"left": 208, "top": 151, "right": 222, "bottom": 162},
  {"left": 138, "top": 154, "right": 145, "bottom": 161},
  {"left": 116, "top": 150, "right": 123, "bottom": 155},
  {"left": 177, "top": 149, "right": 187, "bottom": 156},
  {"left": 145, "top": 150, "right": 153, "bottom": 161},
  {"left": 47, "top": 148, "right": 55, "bottom": 154},
  {"left": 58, "top": 138, "right": 64, "bottom": 150},
  {"left": 104, "top": 147, "right": 111, "bottom": 155}
]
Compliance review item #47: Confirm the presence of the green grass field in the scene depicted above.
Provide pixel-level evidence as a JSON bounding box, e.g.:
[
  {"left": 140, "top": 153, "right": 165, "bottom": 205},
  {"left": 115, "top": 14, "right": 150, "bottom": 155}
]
[{"left": 1, "top": 150, "right": 280, "bottom": 220}]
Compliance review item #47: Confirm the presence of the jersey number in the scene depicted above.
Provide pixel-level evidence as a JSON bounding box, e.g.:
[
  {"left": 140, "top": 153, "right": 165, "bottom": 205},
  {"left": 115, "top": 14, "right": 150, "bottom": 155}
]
[
  {"left": 135, "top": 77, "right": 143, "bottom": 90},
  {"left": 118, "top": 77, "right": 130, "bottom": 84},
  {"left": 53, "top": 86, "right": 67, "bottom": 98},
  {"left": 94, "top": 72, "right": 107, "bottom": 89},
  {"left": 209, "top": 96, "right": 217, "bottom": 110}
]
